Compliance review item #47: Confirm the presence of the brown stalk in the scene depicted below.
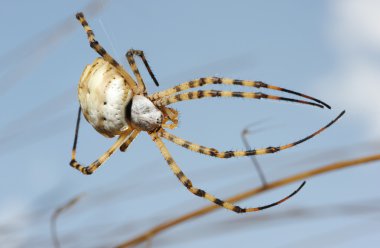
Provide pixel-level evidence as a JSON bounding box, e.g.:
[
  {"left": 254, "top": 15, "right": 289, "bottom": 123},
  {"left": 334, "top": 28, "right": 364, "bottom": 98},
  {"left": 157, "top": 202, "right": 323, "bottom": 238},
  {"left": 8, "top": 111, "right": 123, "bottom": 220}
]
[
  {"left": 116, "top": 153, "right": 380, "bottom": 248},
  {"left": 51, "top": 194, "right": 84, "bottom": 248}
]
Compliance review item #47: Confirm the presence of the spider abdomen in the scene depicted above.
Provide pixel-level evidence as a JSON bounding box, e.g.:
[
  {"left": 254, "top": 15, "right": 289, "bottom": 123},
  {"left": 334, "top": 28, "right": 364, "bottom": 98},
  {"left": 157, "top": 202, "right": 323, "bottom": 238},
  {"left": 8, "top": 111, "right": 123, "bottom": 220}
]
[{"left": 78, "top": 58, "right": 133, "bottom": 138}]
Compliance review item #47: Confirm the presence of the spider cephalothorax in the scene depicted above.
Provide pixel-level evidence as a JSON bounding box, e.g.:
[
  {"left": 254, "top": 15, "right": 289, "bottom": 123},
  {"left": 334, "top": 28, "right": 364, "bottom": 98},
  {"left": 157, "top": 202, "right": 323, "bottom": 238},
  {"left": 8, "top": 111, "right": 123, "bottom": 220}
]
[
  {"left": 70, "top": 12, "right": 345, "bottom": 213},
  {"left": 126, "top": 95, "right": 164, "bottom": 132}
]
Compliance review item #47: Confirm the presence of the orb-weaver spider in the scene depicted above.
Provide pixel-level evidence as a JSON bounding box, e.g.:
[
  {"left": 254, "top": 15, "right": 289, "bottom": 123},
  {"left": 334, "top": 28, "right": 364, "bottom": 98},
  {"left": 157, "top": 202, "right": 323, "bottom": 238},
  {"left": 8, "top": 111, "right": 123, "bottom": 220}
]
[{"left": 70, "top": 12, "right": 344, "bottom": 213}]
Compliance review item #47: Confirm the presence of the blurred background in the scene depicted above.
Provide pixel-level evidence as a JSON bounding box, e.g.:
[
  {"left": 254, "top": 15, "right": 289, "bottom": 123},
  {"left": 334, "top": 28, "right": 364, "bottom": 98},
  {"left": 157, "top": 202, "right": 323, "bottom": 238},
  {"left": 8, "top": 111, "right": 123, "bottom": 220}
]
[{"left": 0, "top": 0, "right": 379, "bottom": 247}]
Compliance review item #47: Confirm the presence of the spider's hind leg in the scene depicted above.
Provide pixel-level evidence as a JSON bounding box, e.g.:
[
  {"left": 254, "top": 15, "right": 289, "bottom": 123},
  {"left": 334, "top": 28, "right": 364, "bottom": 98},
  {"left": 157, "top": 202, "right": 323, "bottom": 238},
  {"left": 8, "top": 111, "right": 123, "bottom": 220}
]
[
  {"left": 149, "top": 132, "right": 305, "bottom": 213},
  {"left": 120, "top": 130, "right": 140, "bottom": 152},
  {"left": 126, "top": 49, "right": 160, "bottom": 95},
  {"left": 69, "top": 106, "right": 133, "bottom": 174},
  {"left": 70, "top": 133, "right": 130, "bottom": 175},
  {"left": 75, "top": 12, "right": 137, "bottom": 92}
]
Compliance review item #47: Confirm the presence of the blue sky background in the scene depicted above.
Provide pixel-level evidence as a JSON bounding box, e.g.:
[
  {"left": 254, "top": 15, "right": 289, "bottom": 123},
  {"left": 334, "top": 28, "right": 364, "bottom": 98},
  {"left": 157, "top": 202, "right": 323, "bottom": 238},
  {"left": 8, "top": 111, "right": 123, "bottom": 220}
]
[{"left": 0, "top": 0, "right": 379, "bottom": 247}]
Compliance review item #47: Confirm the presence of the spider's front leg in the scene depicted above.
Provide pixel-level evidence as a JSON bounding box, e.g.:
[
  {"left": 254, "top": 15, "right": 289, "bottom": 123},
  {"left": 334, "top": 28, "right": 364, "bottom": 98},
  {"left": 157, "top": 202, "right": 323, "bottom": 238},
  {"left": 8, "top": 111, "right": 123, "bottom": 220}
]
[
  {"left": 149, "top": 77, "right": 331, "bottom": 109},
  {"left": 154, "top": 90, "right": 325, "bottom": 108},
  {"left": 158, "top": 110, "right": 345, "bottom": 158},
  {"left": 149, "top": 132, "right": 305, "bottom": 213},
  {"left": 126, "top": 49, "right": 160, "bottom": 95}
]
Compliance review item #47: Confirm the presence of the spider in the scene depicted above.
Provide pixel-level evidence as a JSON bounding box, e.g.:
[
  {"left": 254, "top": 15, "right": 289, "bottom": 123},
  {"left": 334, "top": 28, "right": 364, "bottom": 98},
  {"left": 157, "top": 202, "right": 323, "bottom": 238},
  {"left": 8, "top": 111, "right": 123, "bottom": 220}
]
[{"left": 70, "top": 12, "right": 345, "bottom": 213}]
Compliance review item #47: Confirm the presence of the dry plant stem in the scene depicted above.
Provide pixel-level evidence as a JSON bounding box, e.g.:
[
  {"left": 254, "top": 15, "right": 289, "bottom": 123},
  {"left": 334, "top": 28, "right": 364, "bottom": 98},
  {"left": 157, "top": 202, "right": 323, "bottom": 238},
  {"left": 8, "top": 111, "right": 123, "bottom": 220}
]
[
  {"left": 51, "top": 194, "right": 83, "bottom": 248},
  {"left": 116, "top": 153, "right": 380, "bottom": 248},
  {"left": 241, "top": 123, "right": 268, "bottom": 186}
]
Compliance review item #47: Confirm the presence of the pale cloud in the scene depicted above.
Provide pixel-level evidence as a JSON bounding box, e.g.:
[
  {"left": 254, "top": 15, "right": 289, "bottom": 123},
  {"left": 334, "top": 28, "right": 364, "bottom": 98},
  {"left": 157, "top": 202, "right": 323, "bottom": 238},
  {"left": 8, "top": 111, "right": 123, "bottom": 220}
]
[
  {"left": 316, "top": 0, "right": 380, "bottom": 138},
  {"left": 322, "top": 61, "right": 380, "bottom": 135},
  {"left": 329, "top": 0, "right": 380, "bottom": 52}
]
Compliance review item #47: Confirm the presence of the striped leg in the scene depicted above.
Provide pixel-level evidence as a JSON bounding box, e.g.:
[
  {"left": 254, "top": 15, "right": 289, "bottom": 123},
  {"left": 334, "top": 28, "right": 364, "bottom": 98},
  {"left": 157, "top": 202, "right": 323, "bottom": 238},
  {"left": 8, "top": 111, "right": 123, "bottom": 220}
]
[
  {"left": 159, "top": 110, "right": 345, "bottom": 158},
  {"left": 126, "top": 49, "right": 159, "bottom": 95},
  {"left": 154, "top": 90, "right": 325, "bottom": 108},
  {"left": 120, "top": 130, "right": 140, "bottom": 152},
  {"left": 70, "top": 132, "right": 130, "bottom": 174},
  {"left": 150, "top": 132, "right": 306, "bottom": 213},
  {"left": 75, "top": 12, "right": 137, "bottom": 92},
  {"left": 70, "top": 107, "right": 132, "bottom": 174},
  {"left": 70, "top": 106, "right": 83, "bottom": 167},
  {"left": 149, "top": 77, "right": 330, "bottom": 109}
]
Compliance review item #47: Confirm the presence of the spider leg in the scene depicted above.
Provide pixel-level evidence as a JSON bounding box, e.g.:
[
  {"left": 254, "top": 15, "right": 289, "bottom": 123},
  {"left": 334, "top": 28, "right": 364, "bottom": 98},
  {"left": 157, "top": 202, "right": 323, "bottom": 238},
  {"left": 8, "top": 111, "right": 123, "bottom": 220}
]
[
  {"left": 154, "top": 90, "right": 325, "bottom": 108},
  {"left": 70, "top": 107, "right": 132, "bottom": 174},
  {"left": 70, "top": 132, "right": 130, "bottom": 174},
  {"left": 120, "top": 130, "right": 140, "bottom": 152},
  {"left": 71, "top": 106, "right": 82, "bottom": 163},
  {"left": 75, "top": 12, "right": 137, "bottom": 93},
  {"left": 161, "top": 107, "right": 179, "bottom": 129},
  {"left": 158, "top": 110, "right": 345, "bottom": 158},
  {"left": 126, "top": 49, "right": 159, "bottom": 95},
  {"left": 149, "top": 77, "right": 330, "bottom": 109},
  {"left": 149, "top": 132, "right": 306, "bottom": 213}
]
